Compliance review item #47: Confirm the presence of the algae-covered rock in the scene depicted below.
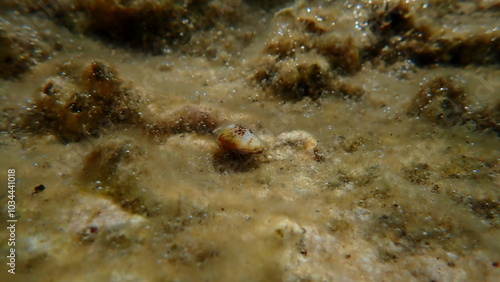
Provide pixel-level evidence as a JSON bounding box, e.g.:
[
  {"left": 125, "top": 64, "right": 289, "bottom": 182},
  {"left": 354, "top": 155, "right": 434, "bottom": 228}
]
[
  {"left": 16, "top": 0, "right": 260, "bottom": 56},
  {"left": 145, "top": 104, "right": 219, "bottom": 138},
  {"left": 79, "top": 138, "right": 152, "bottom": 215},
  {"left": 268, "top": 130, "right": 321, "bottom": 162},
  {"left": 254, "top": 53, "right": 333, "bottom": 101},
  {"left": 407, "top": 77, "right": 500, "bottom": 136},
  {"left": 408, "top": 77, "right": 468, "bottom": 126},
  {"left": 23, "top": 60, "right": 143, "bottom": 142},
  {"left": 0, "top": 16, "right": 59, "bottom": 79}
]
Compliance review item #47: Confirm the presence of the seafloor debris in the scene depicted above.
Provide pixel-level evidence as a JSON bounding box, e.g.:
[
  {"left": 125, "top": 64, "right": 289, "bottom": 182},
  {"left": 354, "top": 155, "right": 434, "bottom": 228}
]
[{"left": 32, "top": 184, "right": 46, "bottom": 196}]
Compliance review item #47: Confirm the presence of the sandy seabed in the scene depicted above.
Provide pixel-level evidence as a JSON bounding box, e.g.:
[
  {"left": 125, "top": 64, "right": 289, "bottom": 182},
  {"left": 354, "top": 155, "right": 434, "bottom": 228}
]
[{"left": 0, "top": 0, "right": 499, "bottom": 281}]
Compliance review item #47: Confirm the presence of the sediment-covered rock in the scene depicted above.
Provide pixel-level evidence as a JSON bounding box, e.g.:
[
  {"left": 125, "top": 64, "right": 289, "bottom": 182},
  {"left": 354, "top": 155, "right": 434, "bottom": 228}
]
[
  {"left": 22, "top": 60, "right": 143, "bottom": 142},
  {"left": 145, "top": 104, "right": 219, "bottom": 138},
  {"left": 407, "top": 77, "right": 500, "bottom": 136},
  {"left": 0, "top": 15, "right": 60, "bottom": 79}
]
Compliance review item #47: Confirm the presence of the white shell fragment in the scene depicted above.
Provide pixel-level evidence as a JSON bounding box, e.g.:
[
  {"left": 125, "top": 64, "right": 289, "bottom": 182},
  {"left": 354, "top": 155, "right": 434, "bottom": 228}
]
[{"left": 217, "top": 124, "right": 265, "bottom": 154}]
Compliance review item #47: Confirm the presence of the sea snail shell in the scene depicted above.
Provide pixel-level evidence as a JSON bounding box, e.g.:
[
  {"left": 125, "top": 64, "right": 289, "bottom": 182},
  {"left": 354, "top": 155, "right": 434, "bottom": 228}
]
[{"left": 217, "top": 124, "right": 265, "bottom": 154}]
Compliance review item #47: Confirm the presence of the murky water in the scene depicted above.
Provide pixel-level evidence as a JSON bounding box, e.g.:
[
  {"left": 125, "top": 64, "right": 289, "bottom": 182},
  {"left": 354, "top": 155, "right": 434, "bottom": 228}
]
[{"left": 1, "top": 1, "right": 499, "bottom": 281}]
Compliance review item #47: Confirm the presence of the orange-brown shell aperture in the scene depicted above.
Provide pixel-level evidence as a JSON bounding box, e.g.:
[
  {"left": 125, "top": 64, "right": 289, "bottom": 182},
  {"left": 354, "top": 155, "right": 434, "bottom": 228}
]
[{"left": 217, "top": 124, "right": 265, "bottom": 154}]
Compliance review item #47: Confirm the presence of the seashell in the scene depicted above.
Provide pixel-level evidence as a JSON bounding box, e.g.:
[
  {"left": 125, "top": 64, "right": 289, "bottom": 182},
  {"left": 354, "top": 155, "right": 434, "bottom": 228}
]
[{"left": 217, "top": 124, "right": 265, "bottom": 154}]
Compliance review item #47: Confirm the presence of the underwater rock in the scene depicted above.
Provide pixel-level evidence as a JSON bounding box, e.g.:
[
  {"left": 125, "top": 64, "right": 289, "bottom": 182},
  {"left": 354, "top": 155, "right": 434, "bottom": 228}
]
[
  {"left": 145, "top": 104, "right": 219, "bottom": 138},
  {"left": 332, "top": 81, "right": 366, "bottom": 101},
  {"left": 68, "top": 194, "right": 146, "bottom": 235},
  {"left": 23, "top": 60, "right": 143, "bottom": 142},
  {"left": 80, "top": 138, "right": 151, "bottom": 215},
  {"left": 168, "top": 105, "right": 219, "bottom": 134},
  {"left": 269, "top": 130, "right": 321, "bottom": 162},
  {"left": 0, "top": 16, "right": 59, "bottom": 79},
  {"left": 252, "top": 1, "right": 375, "bottom": 101},
  {"left": 368, "top": 1, "right": 500, "bottom": 66},
  {"left": 407, "top": 77, "right": 500, "bottom": 135},
  {"left": 408, "top": 77, "right": 467, "bottom": 126},
  {"left": 254, "top": 52, "right": 333, "bottom": 101},
  {"left": 21, "top": 0, "right": 258, "bottom": 55},
  {"left": 254, "top": 0, "right": 500, "bottom": 102},
  {"left": 212, "top": 150, "right": 261, "bottom": 173},
  {"left": 81, "top": 0, "right": 196, "bottom": 53},
  {"left": 264, "top": 4, "right": 365, "bottom": 74},
  {"left": 464, "top": 102, "right": 500, "bottom": 136}
]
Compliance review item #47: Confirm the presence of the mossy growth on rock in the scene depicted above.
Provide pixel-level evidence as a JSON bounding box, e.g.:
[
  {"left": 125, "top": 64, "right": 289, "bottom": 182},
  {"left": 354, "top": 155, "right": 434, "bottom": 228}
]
[
  {"left": 23, "top": 60, "right": 144, "bottom": 142},
  {"left": 407, "top": 77, "right": 500, "bottom": 136},
  {"left": 253, "top": 53, "right": 334, "bottom": 101},
  {"left": 79, "top": 139, "right": 153, "bottom": 216},
  {"left": 0, "top": 18, "right": 57, "bottom": 79},
  {"left": 28, "top": 0, "right": 258, "bottom": 55},
  {"left": 408, "top": 77, "right": 468, "bottom": 126},
  {"left": 144, "top": 105, "right": 220, "bottom": 139},
  {"left": 367, "top": 1, "right": 500, "bottom": 66}
]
